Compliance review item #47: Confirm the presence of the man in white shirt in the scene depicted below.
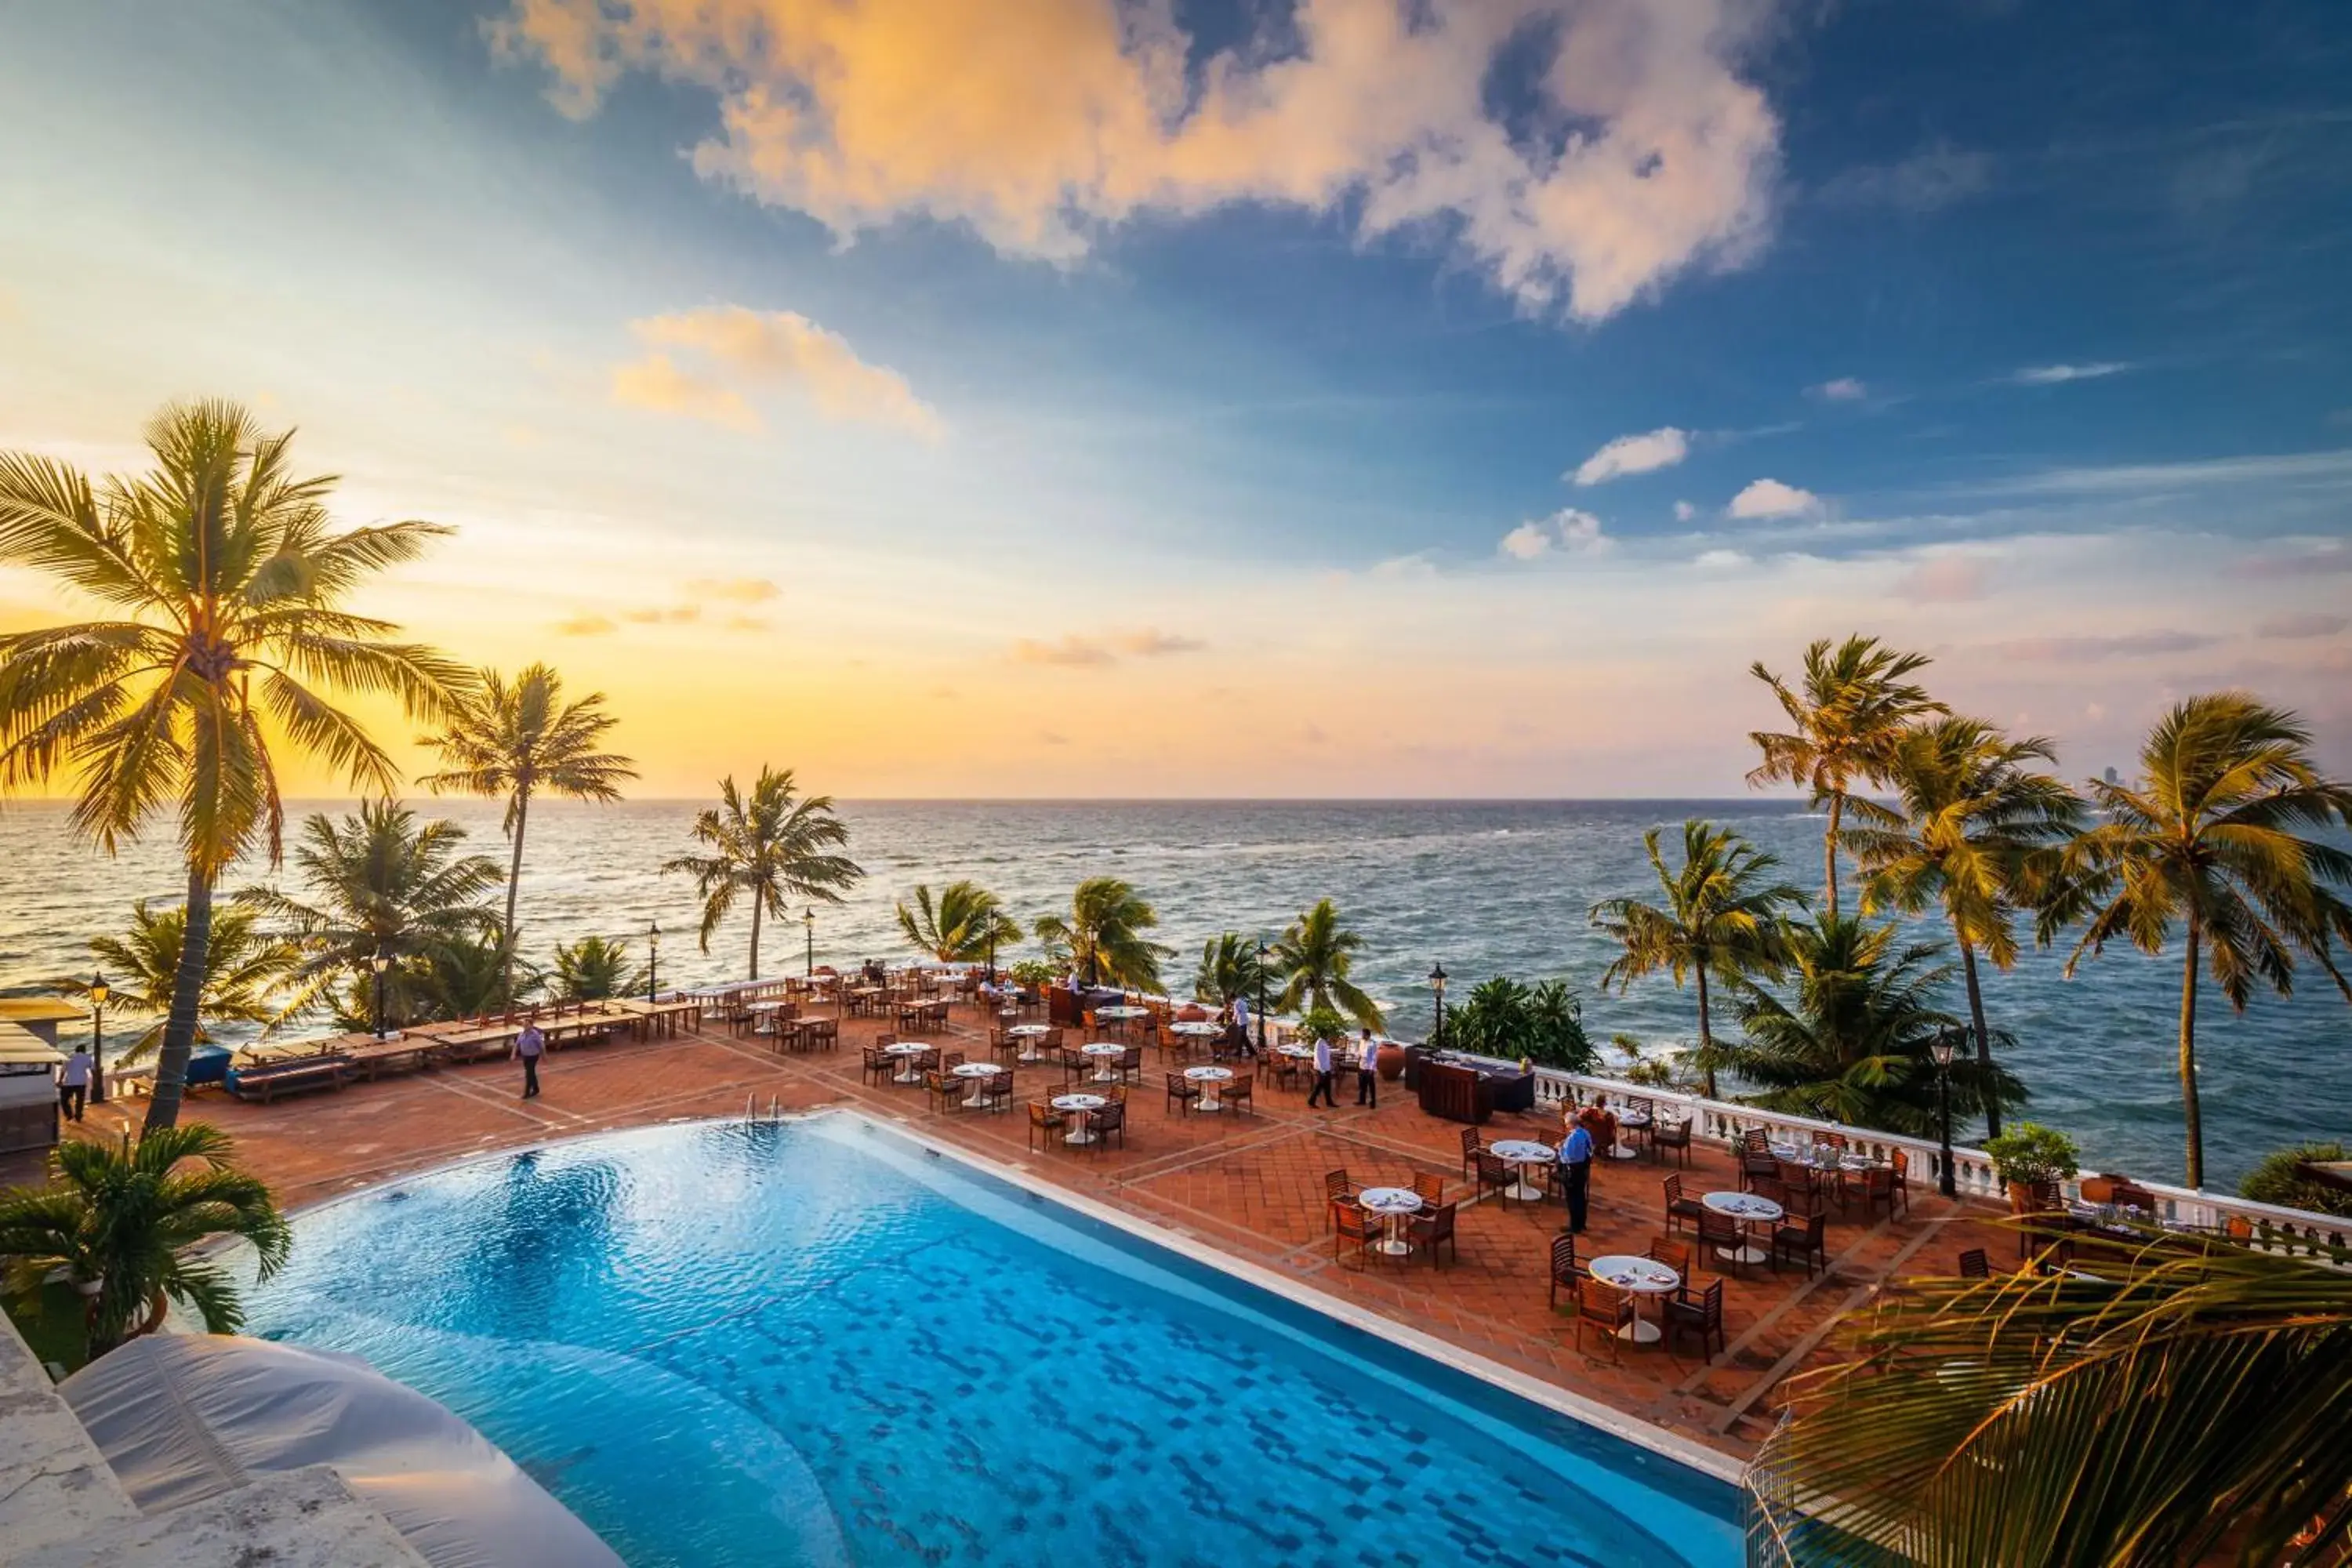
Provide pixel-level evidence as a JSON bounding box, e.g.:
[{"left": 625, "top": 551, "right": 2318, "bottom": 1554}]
[
  {"left": 58, "top": 1046, "right": 91, "bottom": 1123},
  {"left": 1306, "top": 1033, "right": 1335, "bottom": 1108},
  {"left": 1355, "top": 1029, "right": 1381, "bottom": 1108}
]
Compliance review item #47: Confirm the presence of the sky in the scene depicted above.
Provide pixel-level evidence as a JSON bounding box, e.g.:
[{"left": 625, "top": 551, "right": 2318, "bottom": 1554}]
[{"left": 2, "top": 0, "right": 2349, "bottom": 798}]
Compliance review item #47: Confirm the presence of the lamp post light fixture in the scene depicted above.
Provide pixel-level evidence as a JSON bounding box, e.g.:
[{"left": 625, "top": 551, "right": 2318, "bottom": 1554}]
[
  {"left": 1930, "top": 1027, "right": 1959, "bottom": 1200},
  {"left": 88, "top": 973, "right": 109, "bottom": 1105},
  {"left": 804, "top": 907, "right": 815, "bottom": 978},
  {"left": 369, "top": 949, "right": 391, "bottom": 1040},
  {"left": 1428, "top": 962, "right": 1448, "bottom": 1049},
  {"left": 648, "top": 920, "right": 661, "bottom": 1004},
  {"left": 1254, "top": 938, "right": 1270, "bottom": 1056},
  {"left": 985, "top": 929, "right": 996, "bottom": 985}
]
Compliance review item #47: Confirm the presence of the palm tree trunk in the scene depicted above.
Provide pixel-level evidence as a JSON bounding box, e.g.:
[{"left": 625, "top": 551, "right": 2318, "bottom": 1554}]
[
  {"left": 1956, "top": 931, "right": 1999, "bottom": 1139},
  {"left": 747, "top": 895, "right": 763, "bottom": 982},
  {"left": 500, "top": 787, "right": 529, "bottom": 1008},
  {"left": 2180, "top": 916, "right": 2203, "bottom": 1189},
  {"left": 143, "top": 868, "right": 213, "bottom": 1133},
  {"left": 1824, "top": 792, "right": 1843, "bottom": 920},
  {"left": 1696, "top": 967, "right": 1718, "bottom": 1098}
]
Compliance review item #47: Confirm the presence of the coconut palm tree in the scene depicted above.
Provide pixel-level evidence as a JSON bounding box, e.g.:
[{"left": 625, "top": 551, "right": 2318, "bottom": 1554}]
[
  {"left": 64, "top": 899, "right": 298, "bottom": 1066},
  {"left": 0, "top": 400, "right": 465, "bottom": 1129},
  {"left": 1192, "top": 931, "right": 1268, "bottom": 1008},
  {"left": 1270, "top": 898, "right": 1385, "bottom": 1029},
  {"left": 549, "top": 935, "right": 644, "bottom": 1002},
  {"left": 239, "top": 799, "right": 505, "bottom": 1029},
  {"left": 663, "top": 767, "right": 862, "bottom": 979},
  {"left": 0, "top": 1124, "right": 290, "bottom": 1362},
  {"left": 1845, "top": 717, "right": 2083, "bottom": 1138},
  {"left": 418, "top": 662, "right": 637, "bottom": 1004},
  {"left": 1715, "top": 914, "right": 2026, "bottom": 1138},
  {"left": 2041, "top": 694, "right": 2352, "bottom": 1189},
  {"left": 417, "top": 927, "right": 533, "bottom": 1021},
  {"left": 1748, "top": 634, "right": 1946, "bottom": 918},
  {"left": 1589, "top": 819, "right": 1809, "bottom": 1096},
  {"left": 895, "top": 880, "right": 1022, "bottom": 966},
  {"left": 1752, "top": 1233, "right": 2352, "bottom": 1566},
  {"left": 1033, "top": 877, "right": 1171, "bottom": 992}
]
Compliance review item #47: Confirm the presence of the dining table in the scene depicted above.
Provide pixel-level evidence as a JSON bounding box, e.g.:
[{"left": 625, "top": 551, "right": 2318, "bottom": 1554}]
[
  {"left": 1356, "top": 1186, "right": 1425, "bottom": 1257},
  {"left": 1081, "top": 1042, "right": 1127, "bottom": 1083},
  {"left": 1703, "top": 1191, "right": 1783, "bottom": 1265},
  {"left": 1490, "top": 1139, "right": 1557, "bottom": 1202},
  {"left": 1588, "top": 1255, "right": 1679, "bottom": 1343},
  {"left": 1184, "top": 1064, "right": 1235, "bottom": 1111},
  {"left": 951, "top": 1060, "right": 1000, "bottom": 1108},
  {"left": 883, "top": 1041, "right": 931, "bottom": 1085},
  {"left": 1053, "top": 1092, "right": 1108, "bottom": 1145}
]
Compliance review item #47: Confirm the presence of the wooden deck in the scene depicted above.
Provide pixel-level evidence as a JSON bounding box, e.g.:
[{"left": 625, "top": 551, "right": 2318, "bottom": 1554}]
[{"left": 54, "top": 998, "right": 2014, "bottom": 1464}]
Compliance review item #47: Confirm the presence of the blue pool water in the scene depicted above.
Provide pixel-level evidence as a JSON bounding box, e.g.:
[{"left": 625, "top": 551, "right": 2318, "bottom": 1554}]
[{"left": 241, "top": 1116, "right": 1744, "bottom": 1566}]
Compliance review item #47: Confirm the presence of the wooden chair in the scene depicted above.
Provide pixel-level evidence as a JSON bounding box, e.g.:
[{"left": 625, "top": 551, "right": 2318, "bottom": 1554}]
[
  {"left": 1087, "top": 1099, "right": 1127, "bottom": 1151},
  {"left": 1025, "top": 1102, "right": 1064, "bottom": 1152},
  {"left": 1663, "top": 1174, "right": 1705, "bottom": 1236},
  {"left": 1165, "top": 1073, "right": 1201, "bottom": 1118},
  {"left": 1548, "top": 1232, "right": 1581, "bottom": 1309},
  {"left": 1324, "top": 1170, "right": 1357, "bottom": 1232},
  {"left": 924, "top": 1070, "right": 963, "bottom": 1115},
  {"left": 1410, "top": 1172, "right": 1446, "bottom": 1210},
  {"left": 1269, "top": 1051, "right": 1303, "bottom": 1091},
  {"left": 1220, "top": 1076, "right": 1254, "bottom": 1116},
  {"left": 989, "top": 1029, "right": 1020, "bottom": 1067},
  {"left": 1119, "top": 1045, "right": 1145, "bottom": 1085},
  {"left": 1853, "top": 1165, "right": 1899, "bottom": 1224},
  {"left": 1775, "top": 1161, "right": 1824, "bottom": 1214},
  {"left": 1573, "top": 1278, "right": 1634, "bottom": 1361},
  {"left": 1646, "top": 1235, "right": 1693, "bottom": 1280},
  {"left": 860, "top": 1044, "right": 892, "bottom": 1086},
  {"left": 977, "top": 1067, "right": 1015, "bottom": 1114},
  {"left": 1663, "top": 1277, "right": 1726, "bottom": 1360},
  {"left": 1406, "top": 1203, "right": 1457, "bottom": 1268},
  {"left": 1739, "top": 1131, "right": 1780, "bottom": 1191},
  {"left": 1459, "top": 1127, "right": 1485, "bottom": 1181},
  {"left": 1958, "top": 1247, "right": 1991, "bottom": 1279},
  {"left": 1697, "top": 1210, "right": 1748, "bottom": 1277},
  {"left": 1887, "top": 1149, "right": 1912, "bottom": 1218},
  {"left": 1333, "top": 1202, "right": 1377, "bottom": 1266},
  {"left": 1770, "top": 1209, "right": 1828, "bottom": 1278},
  {"left": 1652, "top": 1117, "right": 1692, "bottom": 1168},
  {"left": 1475, "top": 1149, "right": 1519, "bottom": 1207}
]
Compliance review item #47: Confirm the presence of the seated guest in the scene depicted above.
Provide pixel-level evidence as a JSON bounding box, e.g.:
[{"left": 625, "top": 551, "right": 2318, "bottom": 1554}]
[{"left": 1573, "top": 1098, "right": 1619, "bottom": 1160}]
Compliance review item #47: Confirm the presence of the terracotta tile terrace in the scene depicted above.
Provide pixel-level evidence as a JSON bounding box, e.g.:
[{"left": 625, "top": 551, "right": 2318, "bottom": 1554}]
[{"left": 59, "top": 996, "right": 2015, "bottom": 1465}]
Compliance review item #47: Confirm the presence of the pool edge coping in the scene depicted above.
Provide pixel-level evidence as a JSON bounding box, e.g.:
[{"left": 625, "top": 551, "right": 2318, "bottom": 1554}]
[{"left": 266, "top": 1106, "right": 1750, "bottom": 1488}]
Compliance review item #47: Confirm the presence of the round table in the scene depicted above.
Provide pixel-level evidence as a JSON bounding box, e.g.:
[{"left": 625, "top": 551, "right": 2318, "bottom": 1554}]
[
  {"left": 952, "top": 1060, "right": 1000, "bottom": 1108},
  {"left": 1082, "top": 1042, "right": 1127, "bottom": 1082},
  {"left": 1096, "top": 1006, "right": 1149, "bottom": 1022},
  {"left": 1278, "top": 1043, "right": 1316, "bottom": 1060},
  {"left": 1185, "top": 1065, "right": 1234, "bottom": 1111},
  {"left": 1053, "top": 1092, "right": 1108, "bottom": 1145},
  {"left": 1356, "top": 1186, "right": 1424, "bottom": 1257},
  {"left": 1490, "top": 1139, "right": 1557, "bottom": 1202},
  {"left": 1610, "top": 1109, "right": 1651, "bottom": 1160},
  {"left": 884, "top": 1041, "right": 930, "bottom": 1084},
  {"left": 1588, "top": 1254, "right": 1680, "bottom": 1342},
  {"left": 1171, "top": 1021, "right": 1222, "bottom": 1040},
  {"left": 1771, "top": 1142, "right": 1875, "bottom": 1172},
  {"left": 1704, "top": 1191, "right": 1783, "bottom": 1264},
  {"left": 1007, "top": 1022, "right": 1051, "bottom": 1064}
]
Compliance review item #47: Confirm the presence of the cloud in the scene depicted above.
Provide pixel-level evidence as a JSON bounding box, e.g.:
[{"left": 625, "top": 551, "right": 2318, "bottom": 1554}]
[
  {"left": 622, "top": 604, "right": 702, "bottom": 625},
  {"left": 1499, "top": 507, "right": 1610, "bottom": 561},
  {"left": 612, "top": 306, "right": 942, "bottom": 437},
  {"left": 553, "top": 613, "right": 617, "bottom": 637},
  {"left": 1571, "top": 426, "right": 1689, "bottom": 486},
  {"left": 492, "top": 0, "right": 1784, "bottom": 324},
  {"left": 2232, "top": 540, "right": 2352, "bottom": 579},
  {"left": 687, "top": 576, "right": 782, "bottom": 603},
  {"left": 2256, "top": 612, "right": 2349, "bottom": 640},
  {"left": 1693, "top": 548, "right": 1749, "bottom": 570},
  {"left": 2009, "top": 361, "right": 2132, "bottom": 386},
  {"left": 1815, "top": 140, "right": 1991, "bottom": 212},
  {"left": 1970, "top": 449, "right": 2352, "bottom": 499},
  {"left": 1726, "top": 477, "right": 1821, "bottom": 518},
  {"left": 724, "top": 615, "right": 771, "bottom": 632},
  {"left": 1008, "top": 627, "right": 1203, "bottom": 667},
  {"left": 1810, "top": 376, "right": 1866, "bottom": 401},
  {"left": 1994, "top": 630, "right": 2220, "bottom": 662},
  {"left": 1116, "top": 629, "right": 1206, "bottom": 658},
  {"left": 1367, "top": 552, "right": 1438, "bottom": 579},
  {"left": 1672, "top": 500, "right": 1697, "bottom": 522},
  {"left": 1895, "top": 554, "right": 1991, "bottom": 603}
]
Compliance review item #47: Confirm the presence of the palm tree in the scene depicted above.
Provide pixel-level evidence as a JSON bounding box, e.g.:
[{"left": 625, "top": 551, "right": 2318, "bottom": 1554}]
[
  {"left": 2042, "top": 694, "right": 2352, "bottom": 1189},
  {"left": 1589, "top": 819, "right": 1809, "bottom": 1096},
  {"left": 550, "top": 935, "right": 644, "bottom": 1002},
  {"left": 1271, "top": 898, "right": 1385, "bottom": 1029},
  {"left": 0, "top": 1124, "right": 290, "bottom": 1361},
  {"left": 1192, "top": 932, "right": 1268, "bottom": 1008},
  {"left": 1845, "top": 717, "right": 2082, "bottom": 1138},
  {"left": 0, "top": 400, "right": 465, "bottom": 1130},
  {"left": 64, "top": 899, "right": 298, "bottom": 1066},
  {"left": 663, "top": 767, "right": 862, "bottom": 979},
  {"left": 417, "top": 927, "right": 532, "bottom": 1021},
  {"left": 1748, "top": 634, "right": 1946, "bottom": 918},
  {"left": 1033, "top": 877, "right": 1171, "bottom": 992},
  {"left": 418, "top": 662, "right": 636, "bottom": 1003},
  {"left": 1716, "top": 914, "right": 2025, "bottom": 1138},
  {"left": 895, "top": 880, "right": 1022, "bottom": 965},
  {"left": 1752, "top": 1234, "right": 2352, "bottom": 1566},
  {"left": 240, "top": 800, "right": 504, "bottom": 1029}
]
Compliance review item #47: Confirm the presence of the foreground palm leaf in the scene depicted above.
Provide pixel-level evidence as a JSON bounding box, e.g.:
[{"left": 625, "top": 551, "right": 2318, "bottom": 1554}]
[
  {"left": 896, "top": 880, "right": 1022, "bottom": 965},
  {"left": 1752, "top": 1230, "right": 2352, "bottom": 1566},
  {"left": 664, "top": 767, "right": 862, "bottom": 978},
  {"left": 0, "top": 400, "right": 466, "bottom": 1128}
]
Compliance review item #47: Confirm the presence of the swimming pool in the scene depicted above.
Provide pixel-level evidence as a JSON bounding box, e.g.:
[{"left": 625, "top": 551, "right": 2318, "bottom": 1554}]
[{"left": 241, "top": 1116, "right": 1744, "bottom": 1566}]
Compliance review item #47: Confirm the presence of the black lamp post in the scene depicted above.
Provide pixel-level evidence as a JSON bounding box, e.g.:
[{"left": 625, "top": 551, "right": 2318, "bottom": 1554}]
[
  {"left": 88, "top": 973, "right": 109, "bottom": 1105},
  {"left": 1931, "top": 1026, "right": 1959, "bottom": 1200},
  {"left": 369, "top": 949, "right": 391, "bottom": 1040},
  {"left": 804, "top": 907, "right": 815, "bottom": 977},
  {"left": 985, "top": 928, "right": 996, "bottom": 985},
  {"left": 1254, "top": 938, "right": 1269, "bottom": 1055},
  {"left": 648, "top": 920, "right": 660, "bottom": 1004},
  {"left": 1429, "top": 962, "right": 1447, "bottom": 1049}
]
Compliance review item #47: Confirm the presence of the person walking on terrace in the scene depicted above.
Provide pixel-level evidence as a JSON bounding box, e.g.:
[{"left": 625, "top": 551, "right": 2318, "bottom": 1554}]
[
  {"left": 1306, "top": 1032, "right": 1336, "bottom": 1109},
  {"left": 1559, "top": 1117, "right": 1594, "bottom": 1234},
  {"left": 517, "top": 1022, "right": 546, "bottom": 1100},
  {"left": 1355, "top": 1029, "right": 1379, "bottom": 1108},
  {"left": 58, "top": 1044, "right": 91, "bottom": 1123}
]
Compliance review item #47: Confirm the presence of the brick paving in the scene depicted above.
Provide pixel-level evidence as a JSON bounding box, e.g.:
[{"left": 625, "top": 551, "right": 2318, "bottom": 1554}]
[{"left": 60, "top": 1000, "right": 2014, "bottom": 1464}]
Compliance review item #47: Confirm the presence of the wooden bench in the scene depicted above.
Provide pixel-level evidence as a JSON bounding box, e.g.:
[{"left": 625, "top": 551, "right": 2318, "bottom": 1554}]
[{"left": 226, "top": 1054, "right": 352, "bottom": 1103}]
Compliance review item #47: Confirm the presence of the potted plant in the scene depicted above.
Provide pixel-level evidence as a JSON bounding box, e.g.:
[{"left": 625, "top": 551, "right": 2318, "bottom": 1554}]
[
  {"left": 1294, "top": 1005, "right": 1349, "bottom": 1051},
  {"left": 1984, "top": 1122, "right": 2080, "bottom": 1212}
]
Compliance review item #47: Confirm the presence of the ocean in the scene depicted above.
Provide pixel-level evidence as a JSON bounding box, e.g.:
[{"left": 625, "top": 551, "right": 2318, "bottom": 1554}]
[{"left": 3, "top": 797, "right": 2346, "bottom": 1189}]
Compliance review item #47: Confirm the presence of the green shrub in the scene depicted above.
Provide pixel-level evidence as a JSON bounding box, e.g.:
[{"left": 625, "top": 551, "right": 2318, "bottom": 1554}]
[
  {"left": 2238, "top": 1142, "right": 2352, "bottom": 1218},
  {"left": 1984, "top": 1122, "right": 2080, "bottom": 1187}
]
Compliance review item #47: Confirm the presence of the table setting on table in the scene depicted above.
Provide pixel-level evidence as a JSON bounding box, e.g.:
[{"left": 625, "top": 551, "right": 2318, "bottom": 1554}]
[
  {"left": 1052, "top": 1091, "right": 1108, "bottom": 1145},
  {"left": 1703, "top": 1190, "right": 1783, "bottom": 1263},
  {"left": 951, "top": 1060, "right": 1001, "bottom": 1108},
  {"left": 1769, "top": 1141, "right": 1879, "bottom": 1172},
  {"left": 1588, "top": 1254, "right": 1680, "bottom": 1342},
  {"left": 1489, "top": 1139, "right": 1557, "bottom": 1202},
  {"left": 1355, "top": 1186, "right": 1425, "bottom": 1256},
  {"left": 883, "top": 1041, "right": 931, "bottom": 1083},
  {"left": 1183, "top": 1064, "right": 1235, "bottom": 1110},
  {"left": 1081, "top": 1042, "right": 1127, "bottom": 1082}
]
